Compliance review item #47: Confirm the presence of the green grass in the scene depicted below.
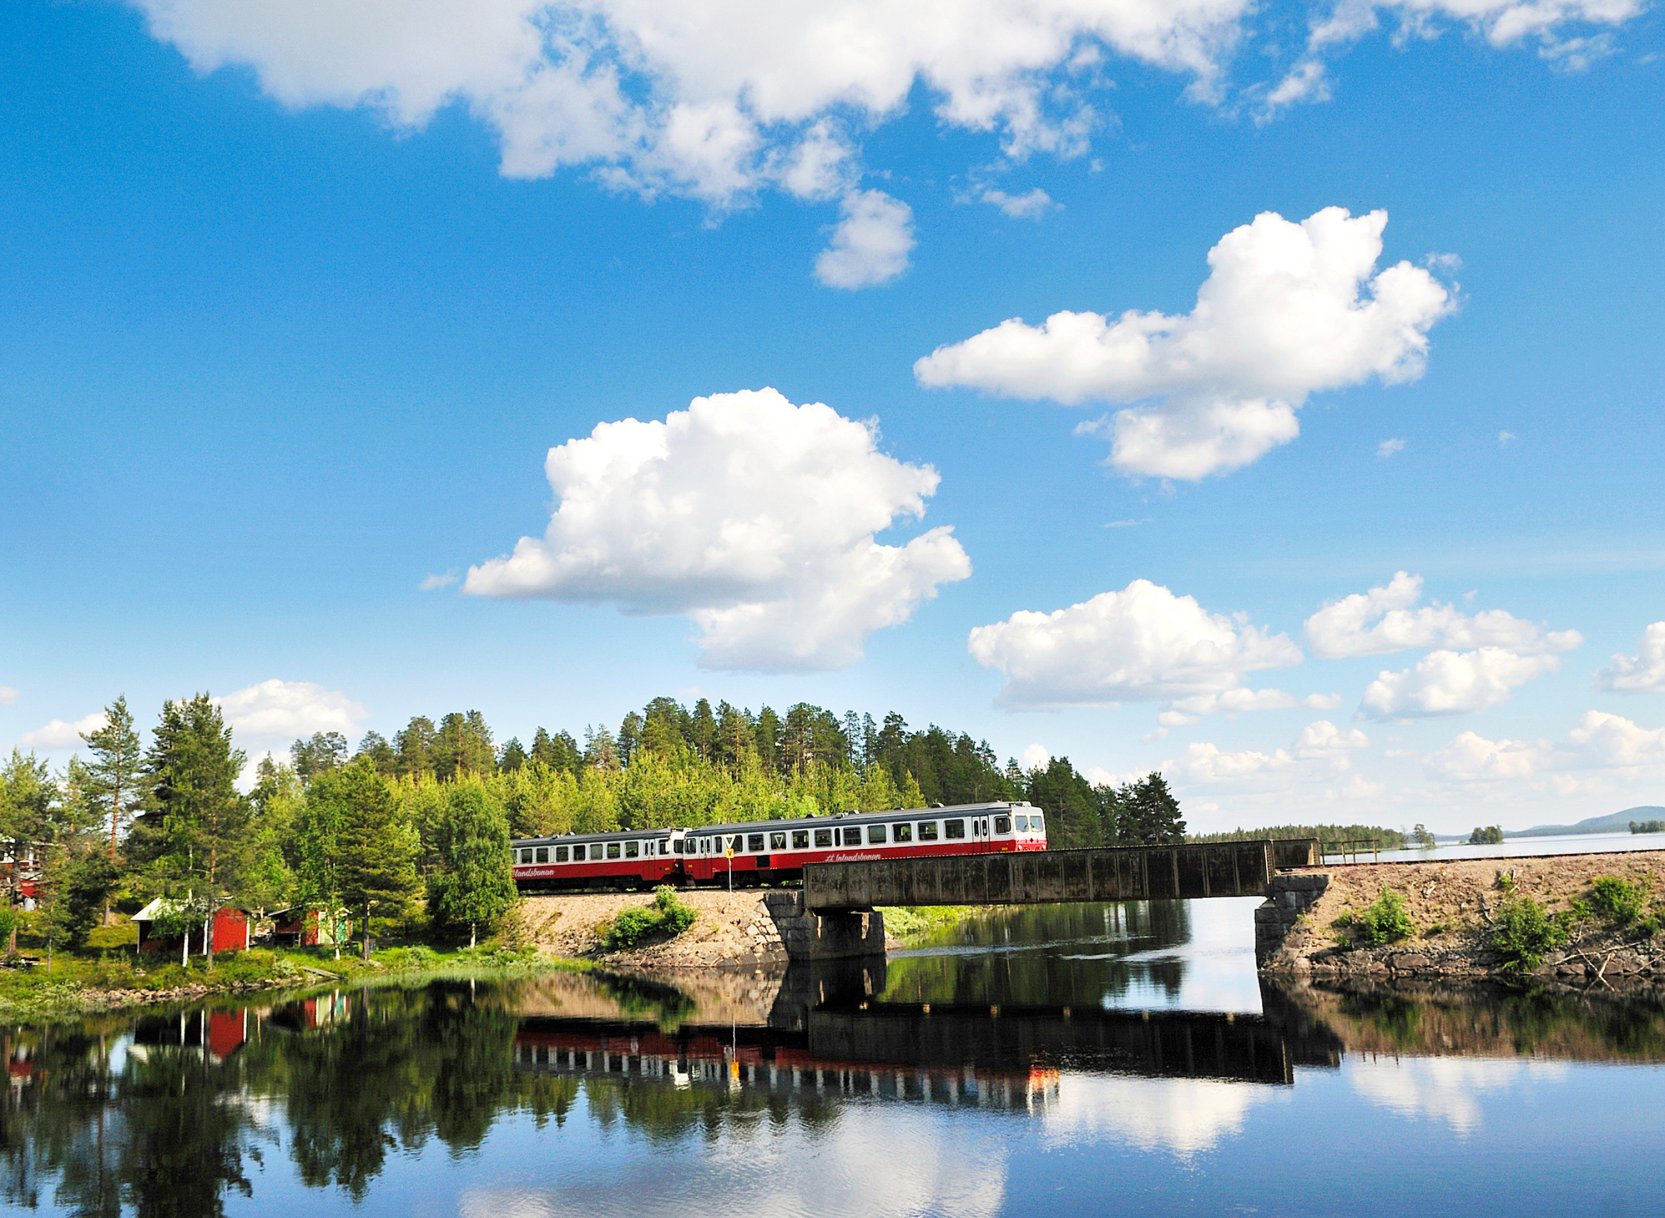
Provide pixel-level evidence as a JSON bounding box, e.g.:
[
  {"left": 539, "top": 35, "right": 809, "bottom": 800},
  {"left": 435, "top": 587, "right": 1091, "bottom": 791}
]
[{"left": 0, "top": 939, "right": 586, "bottom": 1025}]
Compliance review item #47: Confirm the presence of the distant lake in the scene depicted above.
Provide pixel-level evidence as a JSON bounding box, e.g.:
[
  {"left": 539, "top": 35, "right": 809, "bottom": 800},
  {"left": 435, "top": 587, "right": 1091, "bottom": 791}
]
[{"left": 1327, "top": 830, "right": 1665, "bottom": 864}]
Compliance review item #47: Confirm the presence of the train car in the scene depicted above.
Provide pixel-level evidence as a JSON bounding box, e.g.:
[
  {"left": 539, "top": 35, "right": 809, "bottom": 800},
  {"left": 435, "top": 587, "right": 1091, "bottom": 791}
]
[
  {"left": 511, "top": 801, "right": 1048, "bottom": 891},
  {"left": 674, "top": 801, "right": 1047, "bottom": 886},
  {"left": 512, "top": 827, "right": 677, "bottom": 891}
]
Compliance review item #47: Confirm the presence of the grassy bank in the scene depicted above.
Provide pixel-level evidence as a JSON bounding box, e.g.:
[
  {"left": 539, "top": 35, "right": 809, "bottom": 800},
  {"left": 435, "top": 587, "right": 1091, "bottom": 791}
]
[{"left": 0, "top": 942, "right": 588, "bottom": 1025}]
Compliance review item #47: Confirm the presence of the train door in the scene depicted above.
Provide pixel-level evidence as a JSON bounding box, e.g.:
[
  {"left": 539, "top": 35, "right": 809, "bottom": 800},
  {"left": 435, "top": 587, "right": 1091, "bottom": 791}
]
[
  {"left": 972, "top": 815, "right": 989, "bottom": 853},
  {"left": 667, "top": 830, "right": 688, "bottom": 883}
]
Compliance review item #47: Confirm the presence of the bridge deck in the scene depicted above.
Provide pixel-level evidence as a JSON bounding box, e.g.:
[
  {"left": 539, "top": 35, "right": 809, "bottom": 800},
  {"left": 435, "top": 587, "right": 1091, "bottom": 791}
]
[{"left": 803, "top": 840, "right": 1281, "bottom": 911}]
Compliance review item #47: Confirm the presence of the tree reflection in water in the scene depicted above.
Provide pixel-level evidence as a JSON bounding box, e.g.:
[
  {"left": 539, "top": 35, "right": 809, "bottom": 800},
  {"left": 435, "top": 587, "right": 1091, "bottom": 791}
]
[
  {"left": 884, "top": 900, "right": 1195, "bottom": 1007},
  {"left": 2, "top": 965, "right": 1665, "bottom": 1214}
]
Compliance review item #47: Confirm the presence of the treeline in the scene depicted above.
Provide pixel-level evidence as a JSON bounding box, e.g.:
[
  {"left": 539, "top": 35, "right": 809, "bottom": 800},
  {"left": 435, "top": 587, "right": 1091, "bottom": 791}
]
[
  {"left": 286, "top": 694, "right": 1184, "bottom": 849},
  {"left": 1630, "top": 820, "right": 1665, "bottom": 835},
  {"left": 1187, "top": 824, "right": 1408, "bottom": 850},
  {"left": 0, "top": 693, "right": 1186, "bottom": 958}
]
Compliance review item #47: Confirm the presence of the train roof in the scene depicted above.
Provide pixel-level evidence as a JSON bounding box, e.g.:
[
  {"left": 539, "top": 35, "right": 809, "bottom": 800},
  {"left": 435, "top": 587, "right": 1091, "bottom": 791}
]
[
  {"left": 685, "top": 801, "right": 1036, "bottom": 837},
  {"left": 511, "top": 801, "right": 1038, "bottom": 848}
]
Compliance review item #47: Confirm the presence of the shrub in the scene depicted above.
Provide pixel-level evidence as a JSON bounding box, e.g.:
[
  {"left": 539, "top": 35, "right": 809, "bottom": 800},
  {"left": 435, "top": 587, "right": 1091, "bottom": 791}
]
[
  {"left": 1588, "top": 876, "right": 1649, "bottom": 925},
  {"left": 1348, "top": 888, "right": 1416, "bottom": 947},
  {"left": 598, "top": 887, "right": 696, "bottom": 951},
  {"left": 1489, "top": 894, "right": 1569, "bottom": 974}
]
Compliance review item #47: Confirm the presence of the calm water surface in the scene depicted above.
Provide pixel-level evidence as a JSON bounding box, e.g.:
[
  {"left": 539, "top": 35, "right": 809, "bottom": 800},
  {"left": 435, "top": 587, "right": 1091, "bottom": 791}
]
[
  {"left": 3, "top": 898, "right": 1663, "bottom": 1217},
  {"left": 1330, "top": 830, "right": 1665, "bottom": 864}
]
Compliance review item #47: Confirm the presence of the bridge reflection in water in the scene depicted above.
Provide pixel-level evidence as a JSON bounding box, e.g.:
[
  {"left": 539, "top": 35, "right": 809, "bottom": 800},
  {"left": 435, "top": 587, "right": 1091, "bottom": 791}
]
[{"left": 507, "top": 959, "right": 1345, "bottom": 1113}]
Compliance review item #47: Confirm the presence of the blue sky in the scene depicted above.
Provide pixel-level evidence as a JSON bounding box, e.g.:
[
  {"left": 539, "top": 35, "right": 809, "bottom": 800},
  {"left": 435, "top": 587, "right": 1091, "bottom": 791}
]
[{"left": 3, "top": 0, "right": 1662, "bottom": 833}]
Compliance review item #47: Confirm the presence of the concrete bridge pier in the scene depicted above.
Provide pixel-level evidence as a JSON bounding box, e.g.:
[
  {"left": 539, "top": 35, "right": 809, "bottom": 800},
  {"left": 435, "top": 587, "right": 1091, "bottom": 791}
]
[{"left": 764, "top": 890, "right": 885, "bottom": 961}]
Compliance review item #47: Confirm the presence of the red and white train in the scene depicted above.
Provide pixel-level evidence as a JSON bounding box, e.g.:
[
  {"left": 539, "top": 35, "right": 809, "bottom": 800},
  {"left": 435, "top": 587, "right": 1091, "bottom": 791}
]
[{"left": 511, "top": 801, "right": 1048, "bottom": 891}]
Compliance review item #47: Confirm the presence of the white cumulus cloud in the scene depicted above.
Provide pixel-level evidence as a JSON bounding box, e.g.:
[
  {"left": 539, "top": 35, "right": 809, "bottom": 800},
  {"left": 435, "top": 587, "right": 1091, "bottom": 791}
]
[
  {"left": 21, "top": 711, "right": 109, "bottom": 750},
  {"left": 967, "top": 578, "right": 1301, "bottom": 709},
  {"left": 980, "top": 186, "right": 1057, "bottom": 220},
  {"left": 915, "top": 207, "right": 1455, "bottom": 479},
  {"left": 1567, "top": 710, "right": 1665, "bottom": 769},
  {"left": 216, "top": 679, "right": 367, "bottom": 743},
  {"left": 0, "top": 685, "right": 18, "bottom": 706},
  {"left": 1425, "top": 730, "right": 1547, "bottom": 782},
  {"left": 1180, "top": 740, "right": 1294, "bottom": 782},
  {"left": 465, "top": 387, "right": 970, "bottom": 670},
  {"left": 1376, "top": 437, "right": 1405, "bottom": 458},
  {"left": 1306, "top": 571, "right": 1582, "bottom": 659},
  {"left": 815, "top": 189, "right": 914, "bottom": 289},
  {"left": 1596, "top": 621, "right": 1665, "bottom": 693},
  {"left": 1295, "top": 719, "right": 1369, "bottom": 757},
  {"left": 132, "top": 0, "right": 1246, "bottom": 206},
  {"left": 1361, "top": 646, "right": 1561, "bottom": 719}
]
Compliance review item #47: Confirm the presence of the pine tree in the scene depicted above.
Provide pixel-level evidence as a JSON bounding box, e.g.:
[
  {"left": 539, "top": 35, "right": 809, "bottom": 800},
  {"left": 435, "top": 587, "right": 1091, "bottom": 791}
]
[
  {"left": 79, "top": 695, "right": 143, "bottom": 862},
  {"left": 334, "top": 759, "right": 421, "bottom": 961},
  {"left": 290, "top": 731, "right": 348, "bottom": 783},
  {"left": 394, "top": 716, "right": 438, "bottom": 779},
  {"left": 138, "top": 694, "right": 250, "bottom": 963},
  {"left": 428, "top": 783, "right": 517, "bottom": 948},
  {"left": 498, "top": 737, "right": 528, "bottom": 772},
  {"left": 1124, "top": 772, "right": 1186, "bottom": 844}
]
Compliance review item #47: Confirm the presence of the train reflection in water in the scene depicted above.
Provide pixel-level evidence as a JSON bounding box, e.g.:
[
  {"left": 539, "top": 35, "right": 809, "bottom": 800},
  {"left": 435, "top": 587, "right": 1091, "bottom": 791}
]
[
  {"left": 513, "top": 1020, "right": 1064, "bottom": 1112},
  {"left": 504, "top": 958, "right": 1345, "bottom": 1115}
]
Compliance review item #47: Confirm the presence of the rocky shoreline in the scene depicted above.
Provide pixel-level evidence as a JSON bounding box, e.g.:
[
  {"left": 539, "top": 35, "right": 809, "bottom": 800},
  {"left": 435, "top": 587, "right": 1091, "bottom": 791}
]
[{"left": 1259, "top": 850, "right": 1665, "bottom": 990}]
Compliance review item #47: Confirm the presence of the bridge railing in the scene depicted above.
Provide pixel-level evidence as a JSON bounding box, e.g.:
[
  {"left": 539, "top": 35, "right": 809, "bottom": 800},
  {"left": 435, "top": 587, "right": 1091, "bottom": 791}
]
[
  {"left": 803, "top": 840, "right": 1276, "bottom": 912},
  {"left": 1272, "top": 838, "right": 1322, "bottom": 869}
]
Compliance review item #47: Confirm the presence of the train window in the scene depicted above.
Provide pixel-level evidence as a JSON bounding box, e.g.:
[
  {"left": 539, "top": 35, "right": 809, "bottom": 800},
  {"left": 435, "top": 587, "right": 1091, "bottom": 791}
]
[
  {"left": 919, "top": 821, "right": 939, "bottom": 841},
  {"left": 1014, "top": 814, "right": 1028, "bottom": 831},
  {"left": 536, "top": 847, "right": 550, "bottom": 863},
  {"left": 625, "top": 841, "right": 640, "bottom": 858},
  {"left": 792, "top": 830, "right": 810, "bottom": 849},
  {"left": 606, "top": 843, "right": 621, "bottom": 860},
  {"left": 814, "top": 828, "right": 833, "bottom": 848},
  {"left": 841, "top": 826, "right": 862, "bottom": 847},
  {"left": 867, "top": 824, "right": 887, "bottom": 844},
  {"left": 894, "top": 823, "right": 913, "bottom": 842},
  {"left": 555, "top": 846, "right": 568, "bottom": 863},
  {"left": 1031, "top": 814, "right": 1044, "bottom": 832},
  {"left": 747, "top": 833, "right": 765, "bottom": 853},
  {"left": 770, "top": 831, "right": 787, "bottom": 850},
  {"left": 994, "top": 815, "right": 1011, "bottom": 834},
  {"left": 573, "top": 845, "right": 588, "bottom": 862},
  {"left": 945, "top": 819, "right": 966, "bottom": 840}
]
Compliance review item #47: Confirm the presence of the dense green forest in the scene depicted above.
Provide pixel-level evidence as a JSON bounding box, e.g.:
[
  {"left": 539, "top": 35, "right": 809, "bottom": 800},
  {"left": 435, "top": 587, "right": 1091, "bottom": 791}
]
[{"left": 0, "top": 693, "right": 1185, "bottom": 957}]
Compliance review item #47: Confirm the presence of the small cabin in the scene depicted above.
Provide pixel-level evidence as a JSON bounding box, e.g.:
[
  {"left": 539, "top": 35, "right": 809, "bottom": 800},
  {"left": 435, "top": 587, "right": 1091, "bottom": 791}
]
[
  {"left": 132, "top": 900, "right": 252, "bottom": 955},
  {"left": 272, "top": 908, "right": 349, "bottom": 948}
]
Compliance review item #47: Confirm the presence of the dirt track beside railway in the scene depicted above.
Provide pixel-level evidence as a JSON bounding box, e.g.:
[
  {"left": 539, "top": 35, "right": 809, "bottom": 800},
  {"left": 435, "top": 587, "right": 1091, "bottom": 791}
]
[{"left": 516, "top": 890, "right": 802, "bottom": 968}]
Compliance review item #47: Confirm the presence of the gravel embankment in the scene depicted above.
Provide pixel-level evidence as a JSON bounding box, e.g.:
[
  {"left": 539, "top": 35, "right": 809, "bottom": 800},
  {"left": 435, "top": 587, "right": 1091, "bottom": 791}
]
[
  {"left": 1264, "top": 850, "right": 1665, "bottom": 986},
  {"left": 517, "top": 890, "right": 794, "bottom": 968}
]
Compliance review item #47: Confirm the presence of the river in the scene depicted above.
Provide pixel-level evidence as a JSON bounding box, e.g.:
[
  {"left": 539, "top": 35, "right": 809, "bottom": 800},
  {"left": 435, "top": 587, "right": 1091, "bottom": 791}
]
[{"left": 3, "top": 899, "right": 1662, "bottom": 1217}]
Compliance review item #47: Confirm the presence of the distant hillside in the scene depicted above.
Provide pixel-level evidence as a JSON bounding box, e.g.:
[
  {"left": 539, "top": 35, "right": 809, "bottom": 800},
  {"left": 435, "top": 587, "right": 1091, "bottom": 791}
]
[{"left": 1513, "top": 806, "right": 1665, "bottom": 838}]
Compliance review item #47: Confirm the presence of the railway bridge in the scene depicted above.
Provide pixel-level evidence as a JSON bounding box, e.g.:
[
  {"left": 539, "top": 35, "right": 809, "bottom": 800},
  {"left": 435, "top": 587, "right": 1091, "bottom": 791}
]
[{"left": 769, "top": 838, "right": 1324, "bottom": 960}]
